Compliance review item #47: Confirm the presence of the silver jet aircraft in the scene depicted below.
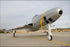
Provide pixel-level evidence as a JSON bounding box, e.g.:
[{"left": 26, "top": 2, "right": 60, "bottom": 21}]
[{"left": 12, "top": 8, "right": 63, "bottom": 41}]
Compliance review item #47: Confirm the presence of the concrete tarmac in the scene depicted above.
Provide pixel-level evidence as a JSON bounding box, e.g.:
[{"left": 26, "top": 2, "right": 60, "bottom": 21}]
[{"left": 0, "top": 32, "right": 70, "bottom": 47}]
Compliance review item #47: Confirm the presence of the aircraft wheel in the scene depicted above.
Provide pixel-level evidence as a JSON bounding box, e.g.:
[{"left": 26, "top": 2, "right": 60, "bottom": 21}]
[
  {"left": 46, "top": 32, "right": 49, "bottom": 36},
  {"left": 48, "top": 35, "right": 52, "bottom": 41},
  {"left": 13, "top": 33, "right": 15, "bottom": 37}
]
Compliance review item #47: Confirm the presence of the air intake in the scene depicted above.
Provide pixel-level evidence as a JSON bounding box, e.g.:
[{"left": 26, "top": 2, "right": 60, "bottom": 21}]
[{"left": 59, "top": 10, "right": 63, "bottom": 14}]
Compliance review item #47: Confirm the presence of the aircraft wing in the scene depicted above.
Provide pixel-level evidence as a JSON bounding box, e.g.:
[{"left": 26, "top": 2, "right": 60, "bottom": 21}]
[{"left": 13, "top": 23, "right": 33, "bottom": 30}]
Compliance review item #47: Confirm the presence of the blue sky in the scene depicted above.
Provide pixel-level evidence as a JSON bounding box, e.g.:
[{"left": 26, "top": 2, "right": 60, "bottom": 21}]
[{"left": 0, "top": 1, "right": 70, "bottom": 29}]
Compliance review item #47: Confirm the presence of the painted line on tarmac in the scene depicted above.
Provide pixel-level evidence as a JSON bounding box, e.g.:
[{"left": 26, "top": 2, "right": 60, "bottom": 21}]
[{"left": 32, "top": 36, "right": 70, "bottom": 46}]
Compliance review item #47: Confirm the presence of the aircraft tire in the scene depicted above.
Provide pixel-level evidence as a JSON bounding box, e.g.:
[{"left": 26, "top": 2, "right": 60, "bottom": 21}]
[
  {"left": 49, "top": 35, "right": 52, "bottom": 41},
  {"left": 13, "top": 33, "right": 15, "bottom": 37},
  {"left": 46, "top": 32, "right": 49, "bottom": 36}
]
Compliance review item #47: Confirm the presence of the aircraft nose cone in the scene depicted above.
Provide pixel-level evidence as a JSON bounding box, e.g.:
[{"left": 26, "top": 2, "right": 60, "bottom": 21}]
[{"left": 59, "top": 10, "right": 63, "bottom": 15}]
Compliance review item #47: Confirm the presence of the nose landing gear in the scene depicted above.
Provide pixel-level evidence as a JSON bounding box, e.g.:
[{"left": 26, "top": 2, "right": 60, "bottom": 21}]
[
  {"left": 46, "top": 32, "right": 52, "bottom": 41},
  {"left": 46, "top": 24, "right": 52, "bottom": 41}
]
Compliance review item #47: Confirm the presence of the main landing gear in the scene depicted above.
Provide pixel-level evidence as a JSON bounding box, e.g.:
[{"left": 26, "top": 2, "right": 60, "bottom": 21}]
[{"left": 13, "top": 30, "right": 16, "bottom": 37}]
